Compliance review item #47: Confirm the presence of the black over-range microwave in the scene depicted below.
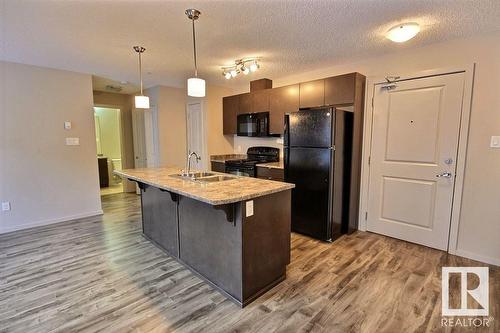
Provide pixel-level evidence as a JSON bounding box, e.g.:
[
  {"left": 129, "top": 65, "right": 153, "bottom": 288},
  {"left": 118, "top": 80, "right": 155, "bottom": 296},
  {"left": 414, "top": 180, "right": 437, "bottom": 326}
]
[{"left": 237, "top": 112, "right": 270, "bottom": 137}]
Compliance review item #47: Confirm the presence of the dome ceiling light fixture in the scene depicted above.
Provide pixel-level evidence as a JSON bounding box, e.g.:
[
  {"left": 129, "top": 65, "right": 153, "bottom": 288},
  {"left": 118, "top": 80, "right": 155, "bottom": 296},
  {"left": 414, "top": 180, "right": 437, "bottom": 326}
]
[
  {"left": 186, "top": 8, "right": 205, "bottom": 97},
  {"left": 386, "top": 22, "right": 420, "bottom": 43},
  {"left": 222, "top": 58, "right": 261, "bottom": 80},
  {"left": 133, "top": 46, "right": 150, "bottom": 109}
]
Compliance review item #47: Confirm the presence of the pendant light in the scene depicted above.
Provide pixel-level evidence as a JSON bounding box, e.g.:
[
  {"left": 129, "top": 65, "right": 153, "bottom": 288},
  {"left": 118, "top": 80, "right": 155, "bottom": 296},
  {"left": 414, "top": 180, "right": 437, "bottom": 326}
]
[
  {"left": 133, "top": 46, "right": 150, "bottom": 109},
  {"left": 185, "top": 9, "right": 205, "bottom": 97}
]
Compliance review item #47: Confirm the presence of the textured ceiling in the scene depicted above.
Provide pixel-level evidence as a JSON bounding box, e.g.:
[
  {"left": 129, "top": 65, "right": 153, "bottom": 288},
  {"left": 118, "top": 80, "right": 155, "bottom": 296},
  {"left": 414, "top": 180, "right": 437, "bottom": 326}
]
[{"left": 2, "top": 0, "right": 500, "bottom": 92}]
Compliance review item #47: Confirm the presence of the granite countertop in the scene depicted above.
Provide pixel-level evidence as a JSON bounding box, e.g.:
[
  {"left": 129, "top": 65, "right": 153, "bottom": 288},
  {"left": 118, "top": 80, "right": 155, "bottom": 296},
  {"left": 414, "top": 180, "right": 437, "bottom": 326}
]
[
  {"left": 255, "top": 161, "right": 285, "bottom": 169},
  {"left": 115, "top": 167, "right": 294, "bottom": 205},
  {"left": 210, "top": 154, "right": 247, "bottom": 163}
]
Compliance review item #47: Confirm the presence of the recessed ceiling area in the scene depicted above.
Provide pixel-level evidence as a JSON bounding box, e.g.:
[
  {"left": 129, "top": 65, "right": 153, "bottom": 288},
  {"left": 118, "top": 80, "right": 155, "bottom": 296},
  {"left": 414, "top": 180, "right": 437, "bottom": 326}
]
[
  {"left": 1, "top": 0, "right": 499, "bottom": 91},
  {"left": 92, "top": 76, "right": 139, "bottom": 95}
]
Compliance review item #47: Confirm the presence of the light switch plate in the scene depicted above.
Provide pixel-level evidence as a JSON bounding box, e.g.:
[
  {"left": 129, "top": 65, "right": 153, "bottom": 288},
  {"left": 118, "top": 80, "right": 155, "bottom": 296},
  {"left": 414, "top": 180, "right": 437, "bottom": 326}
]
[
  {"left": 64, "top": 121, "right": 72, "bottom": 130},
  {"left": 245, "top": 200, "right": 254, "bottom": 217},
  {"left": 65, "top": 137, "right": 80, "bottom": 146},
  {"left": 2, "top": 201, "right": 11, "bottom": 211},
  {"left": 490, "top": 136, "right": 500, "bottom": 148}
]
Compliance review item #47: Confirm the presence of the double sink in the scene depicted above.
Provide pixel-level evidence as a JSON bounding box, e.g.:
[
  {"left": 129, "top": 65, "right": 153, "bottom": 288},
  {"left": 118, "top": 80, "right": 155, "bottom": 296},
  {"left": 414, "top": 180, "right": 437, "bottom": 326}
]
[{"left": 170, "top": 172, "right": 237, "bottom": 183}]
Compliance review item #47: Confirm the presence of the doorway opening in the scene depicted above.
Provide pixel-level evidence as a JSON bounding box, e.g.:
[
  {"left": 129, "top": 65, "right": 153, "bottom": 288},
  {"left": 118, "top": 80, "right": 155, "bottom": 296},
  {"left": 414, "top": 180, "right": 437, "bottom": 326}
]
[{"left": 94, "top": 107, "right": 124, "bottom": 196}]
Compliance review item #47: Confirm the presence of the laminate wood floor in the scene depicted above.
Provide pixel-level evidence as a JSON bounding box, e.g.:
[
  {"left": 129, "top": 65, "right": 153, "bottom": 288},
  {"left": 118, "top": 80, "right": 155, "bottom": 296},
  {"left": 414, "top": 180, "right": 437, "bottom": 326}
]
[{"left": 1, "top": 193, "right": 498, "bottom": 333}]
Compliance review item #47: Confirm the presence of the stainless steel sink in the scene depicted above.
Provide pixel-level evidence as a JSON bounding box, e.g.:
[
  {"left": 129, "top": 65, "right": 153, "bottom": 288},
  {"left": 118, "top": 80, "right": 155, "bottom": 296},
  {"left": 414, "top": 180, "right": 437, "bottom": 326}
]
[
  {"left": 197, "top": 175, "right": 236, "bottom": 183},
  {"left": 170, "top": 172, "right": 237, "bottom": 183}
]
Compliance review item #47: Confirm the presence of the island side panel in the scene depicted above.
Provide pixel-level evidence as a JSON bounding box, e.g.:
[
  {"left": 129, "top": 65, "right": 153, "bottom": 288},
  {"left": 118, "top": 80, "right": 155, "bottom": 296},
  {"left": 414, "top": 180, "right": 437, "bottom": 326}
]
[
  {"left": 241, "top": 190, "right": 291, "bottom": 302},
  {"left": 141, "top": 185, "right": 179, "bottom": 257},
  {"left": 177, "top": 196, "right": 243, "bottom": 303}
]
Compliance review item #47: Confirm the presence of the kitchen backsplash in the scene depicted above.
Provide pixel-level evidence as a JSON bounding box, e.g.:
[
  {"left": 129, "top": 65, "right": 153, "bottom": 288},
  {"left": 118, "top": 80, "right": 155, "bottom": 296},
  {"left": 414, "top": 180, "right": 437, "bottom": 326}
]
[{"left": 233, "top": 136, "right": 284, "bottom": 158}]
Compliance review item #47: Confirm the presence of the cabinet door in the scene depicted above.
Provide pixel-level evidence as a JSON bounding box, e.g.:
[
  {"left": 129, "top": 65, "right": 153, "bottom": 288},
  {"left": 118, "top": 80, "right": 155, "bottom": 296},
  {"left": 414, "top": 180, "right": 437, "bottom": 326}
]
[
  {"left": 239, "top": 93, "right": 252, "bottom": 114},
  {"left": 256, "top": 166, "right": 284, "bottom": 181},
  {"left": 252, "top": 89, "right": 270, "bottom": 113},
  {"left": 141, "top": 186, "right": 179, "bottom": 257},
  {"left": 299, "top": 79, "right": 324, "bottom": 109},
  {"left": 223, "top": 95, "right": 239, "bottom": 135},
  {"left": 324, "top": 73, "right": 356, "bottom": 105},
  {"left": 269, "top": 84, "right": 299, "bottom": 134},
  {"left": 211, "top": 161, "right": 226, "bottom": 173}
]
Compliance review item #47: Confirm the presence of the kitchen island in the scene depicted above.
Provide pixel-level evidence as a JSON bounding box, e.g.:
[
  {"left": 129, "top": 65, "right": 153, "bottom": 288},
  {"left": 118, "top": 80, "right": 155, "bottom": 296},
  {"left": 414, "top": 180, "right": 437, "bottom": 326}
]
[{"left": 115, "top": 167, "right": 294, "bottom": 307}]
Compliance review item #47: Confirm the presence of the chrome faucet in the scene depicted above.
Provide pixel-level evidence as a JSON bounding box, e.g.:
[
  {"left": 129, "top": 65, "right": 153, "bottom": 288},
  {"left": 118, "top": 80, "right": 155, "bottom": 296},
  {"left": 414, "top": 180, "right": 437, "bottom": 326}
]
[{"left": 185, "top": 151, "right": 201, "bottom": 176}]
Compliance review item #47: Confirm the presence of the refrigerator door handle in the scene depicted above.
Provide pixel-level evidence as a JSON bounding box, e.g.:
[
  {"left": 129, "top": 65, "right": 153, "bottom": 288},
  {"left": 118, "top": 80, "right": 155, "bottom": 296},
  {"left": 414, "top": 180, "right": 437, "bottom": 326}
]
[{"left": 283, "top": 114, "right": 290, "bottom": 147}]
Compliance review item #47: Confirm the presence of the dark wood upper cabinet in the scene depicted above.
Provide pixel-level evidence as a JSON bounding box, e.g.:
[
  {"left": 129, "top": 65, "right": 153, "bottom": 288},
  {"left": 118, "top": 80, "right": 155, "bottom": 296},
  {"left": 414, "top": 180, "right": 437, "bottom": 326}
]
[
  {"left": 269, "top": 84, "right": 299, "bottom": 134},
  {"left": 324, "top": 73, "right": 356, "bottom": 105},
  {"left": 223, "top": 72, "right": 362, "bottom": 136},
  {"left": 223, "top": 95, "right": 239, "bottom": 135},
  {"left": 239, "top": 93, "right": 252, "bottom": 114},
  {"left": 299, "top": 79, "right": 325, "bottom": 109},
  {"left": 252, "top": 89, "right": 270, "bottom": 113}
]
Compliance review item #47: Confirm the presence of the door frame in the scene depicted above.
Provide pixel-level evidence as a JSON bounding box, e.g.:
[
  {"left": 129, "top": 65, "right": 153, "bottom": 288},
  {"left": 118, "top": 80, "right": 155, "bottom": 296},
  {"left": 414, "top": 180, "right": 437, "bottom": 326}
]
[
  {"left": 94, "top": 103, "right": 126, "bottom": 193},
  {"left": 358, "top": 64, "right": 475, "bottom": 254},
  {"left": 186, "top": 98, "right": 209, "bottom": 170}
]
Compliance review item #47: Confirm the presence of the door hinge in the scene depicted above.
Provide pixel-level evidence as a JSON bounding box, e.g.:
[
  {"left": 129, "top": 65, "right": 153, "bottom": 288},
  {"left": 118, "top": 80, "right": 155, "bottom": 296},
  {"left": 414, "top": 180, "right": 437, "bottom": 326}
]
[
  {"left": 368, "top": 156, "right": 371, "bottom": 165},
  {"left": 371, "top": 97, "right": 374, "bottom": 108},
  {"left": 365, "top": 212, "right": 368, "bottom": 220}
]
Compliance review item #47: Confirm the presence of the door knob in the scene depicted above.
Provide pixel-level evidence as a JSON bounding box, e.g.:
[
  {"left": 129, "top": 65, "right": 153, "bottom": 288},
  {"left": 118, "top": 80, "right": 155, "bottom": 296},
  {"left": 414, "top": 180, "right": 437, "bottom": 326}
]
[{"left": 436, "top": 172, "right": 452, "bottom": 178}]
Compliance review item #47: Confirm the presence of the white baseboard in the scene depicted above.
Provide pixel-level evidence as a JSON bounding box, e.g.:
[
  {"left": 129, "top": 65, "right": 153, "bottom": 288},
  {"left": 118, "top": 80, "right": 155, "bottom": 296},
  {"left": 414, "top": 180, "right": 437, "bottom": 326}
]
[
  {"left": 455, "top": 249, "right": 500, "bottom": 267},
  {"left": 0, "top": 210, "right": 104, "bottom": 234}
]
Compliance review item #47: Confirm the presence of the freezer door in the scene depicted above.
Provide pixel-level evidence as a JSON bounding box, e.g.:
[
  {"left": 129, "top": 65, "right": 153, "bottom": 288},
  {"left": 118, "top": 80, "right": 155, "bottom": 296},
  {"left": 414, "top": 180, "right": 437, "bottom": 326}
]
[
  {"left": 288, "top": 108, "right": 334, "bottom": 148},
  {"left": 287, "top": 147, "right": 333, "bottom": 240}
]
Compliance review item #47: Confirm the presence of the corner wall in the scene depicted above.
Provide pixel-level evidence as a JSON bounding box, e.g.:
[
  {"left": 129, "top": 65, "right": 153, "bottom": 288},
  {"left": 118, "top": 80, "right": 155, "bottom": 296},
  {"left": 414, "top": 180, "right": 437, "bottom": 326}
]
[
  {"left": 0, "top": 61, "right": 102, "bottom": 233},
  {"left": 145, "top": 86, "right": 187, "bottom": 168}
]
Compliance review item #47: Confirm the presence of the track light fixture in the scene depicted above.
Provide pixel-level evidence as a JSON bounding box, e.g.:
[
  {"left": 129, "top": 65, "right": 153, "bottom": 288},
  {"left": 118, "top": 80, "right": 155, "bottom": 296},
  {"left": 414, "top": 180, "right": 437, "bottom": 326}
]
[{"left": 222, "top": 58, "right": 260, "bottom": 80}]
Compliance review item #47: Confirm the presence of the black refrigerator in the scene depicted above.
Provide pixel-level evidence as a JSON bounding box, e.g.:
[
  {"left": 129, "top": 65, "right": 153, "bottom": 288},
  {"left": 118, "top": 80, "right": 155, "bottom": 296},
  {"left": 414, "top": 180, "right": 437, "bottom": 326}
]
[{"left": 284, "top": 107, "right": 353, "bottom": 241}]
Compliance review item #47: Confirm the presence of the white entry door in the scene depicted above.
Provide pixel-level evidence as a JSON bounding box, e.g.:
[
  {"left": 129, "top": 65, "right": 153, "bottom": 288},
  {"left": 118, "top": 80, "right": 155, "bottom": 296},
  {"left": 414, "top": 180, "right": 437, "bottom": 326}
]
[
  {"left": 367, "top": 73, "right": 465, "bottom": 250},
  {"left": 187, "top": 102, "right": 206, "bottom": 170}
]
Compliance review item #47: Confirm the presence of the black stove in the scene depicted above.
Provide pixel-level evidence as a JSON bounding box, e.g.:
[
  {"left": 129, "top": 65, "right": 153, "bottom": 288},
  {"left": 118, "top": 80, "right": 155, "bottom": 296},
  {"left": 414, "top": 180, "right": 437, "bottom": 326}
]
[{"left": 225, "top": 146, "right": 279, "bottom": 177}]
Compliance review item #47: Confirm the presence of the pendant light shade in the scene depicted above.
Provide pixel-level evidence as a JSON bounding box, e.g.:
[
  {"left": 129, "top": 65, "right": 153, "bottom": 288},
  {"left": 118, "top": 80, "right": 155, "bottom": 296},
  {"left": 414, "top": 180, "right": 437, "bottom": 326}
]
[
  {"left": 133, "top": 46, "right": 150, "bottom": 109},
  {"left": 134, "top": 95, "right": 150, "bottom": 109},
  {"left": 186, "top": 9, "right": 205, "bottom": 97},
  {"left": 187, "top": 77, "right": 205, "bottom": 98}
]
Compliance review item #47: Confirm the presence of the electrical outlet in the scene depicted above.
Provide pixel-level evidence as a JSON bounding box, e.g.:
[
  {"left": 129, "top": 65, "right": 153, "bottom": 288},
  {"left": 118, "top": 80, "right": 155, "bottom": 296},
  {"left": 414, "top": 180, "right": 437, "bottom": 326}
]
[
  {"left": 490, "top": 136, "right": 500, "bottom": 148},
  {"left": 245, "top": 200, "right": 254, "bottom": 217},
  {"left": 2, "top": 201, "right": 11, "bottom": 211}
]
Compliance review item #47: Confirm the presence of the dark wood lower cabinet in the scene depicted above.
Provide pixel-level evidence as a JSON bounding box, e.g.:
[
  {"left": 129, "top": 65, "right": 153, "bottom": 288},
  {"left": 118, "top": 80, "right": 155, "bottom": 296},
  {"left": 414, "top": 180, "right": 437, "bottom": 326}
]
[
  {"left": 139, "top": 183, "right": 291, "bottom": 307},
  {"left": 256, "top": 166, "right": 284, "bottom": 181},
  {"left": 211, "top": 161, "right": 225, "bottom": 173},
  {"left": 141, "top": 186, "right": 179, "bottom": 257}
]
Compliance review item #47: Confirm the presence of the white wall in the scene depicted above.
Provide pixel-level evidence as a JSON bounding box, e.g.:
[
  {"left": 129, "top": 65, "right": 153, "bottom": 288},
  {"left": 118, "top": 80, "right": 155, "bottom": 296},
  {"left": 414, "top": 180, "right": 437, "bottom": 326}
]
[
  {"left": 0, "top": 61, "right": 102, "bottom": 233},
  {"left": 233, "top": 136, "right": 284, "bottom": 158},
  {"left": 268, "top": 32, "right": 500, "bottom": 265}
]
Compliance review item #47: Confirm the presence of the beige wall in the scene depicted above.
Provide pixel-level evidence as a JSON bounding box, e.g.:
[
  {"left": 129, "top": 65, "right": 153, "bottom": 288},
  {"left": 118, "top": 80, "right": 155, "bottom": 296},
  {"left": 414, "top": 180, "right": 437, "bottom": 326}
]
[
  {"left": 145, "top": 86, "right": 187, "bottom": 168},
  {"left": 93, "top": 91, "right": 135, "bottom": 192},
  {"left": 0, "top": 61, "right": 102, "bottom": 233},
  {"left": 266, "top": 32, "right": 500, "bottom": 265},
  {"left": 206, "top": 85, "right": 235, "bottom": 156}
]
